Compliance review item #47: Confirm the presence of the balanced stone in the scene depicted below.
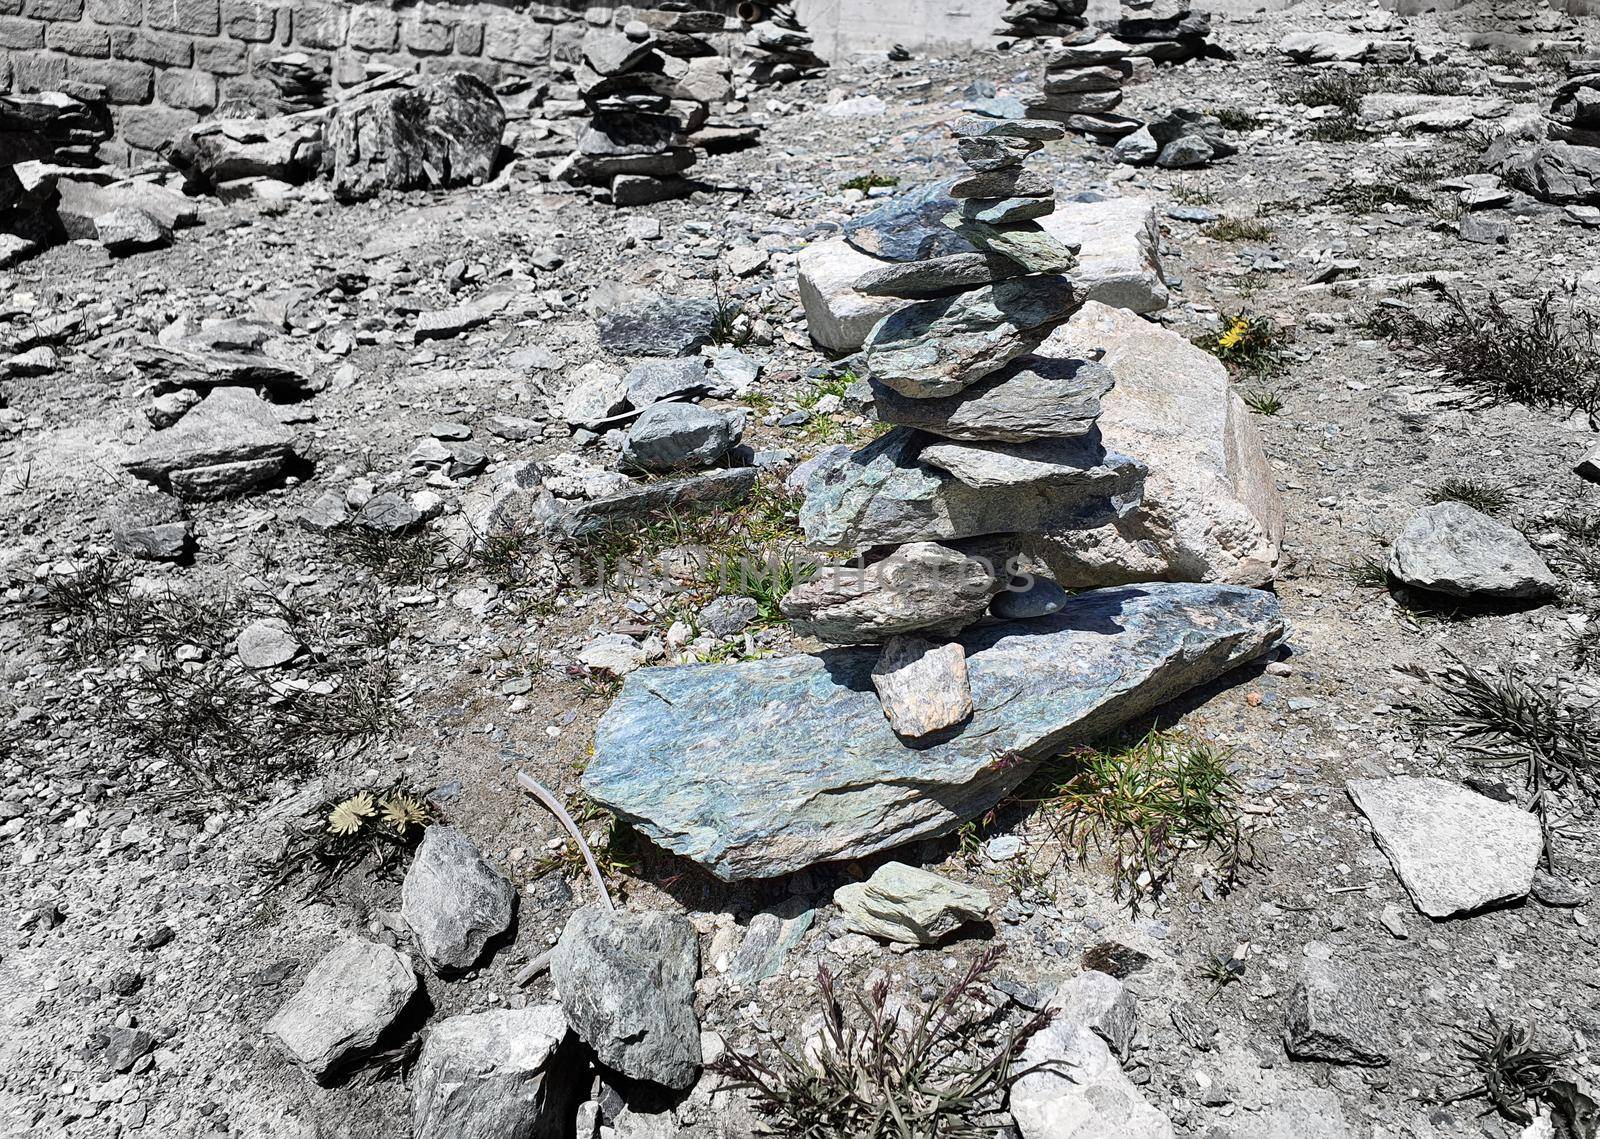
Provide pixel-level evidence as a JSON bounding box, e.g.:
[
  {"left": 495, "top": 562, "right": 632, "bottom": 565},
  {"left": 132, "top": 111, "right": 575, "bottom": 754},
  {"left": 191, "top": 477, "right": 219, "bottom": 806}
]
[
  {"left": 871, "top": 637, "right": 975, "bottom": 738},
  {"left": 951, "top": 116, "right": 1067, "bottom": 141},
  {"left": 950, "top": 167, "right": 1053, "bottom": 199},
  {"left": 864, "top": 276, "right": 1080, "bottom": 399},
  {"left": 584, "top": 583, "right": 1286, "bottom": 880},
  {"left": 780, "top": 541, "right": 1002, "bottom": 643},
  {"left": 958, "top": 196, "right": 1056, "bottom": 224},
  {"left": 870, "top": 355, "right": 1113, "bottom": 442},
  {"left": 955, "top": 135, "right": 1044, "bottom": 171},
  {"left": 798, "top": 427, "right": 1142, "bottom": 551},
  {"left": 941, "top": 216, "right": 1079, "bottom": 275},
  {"left": 855, "top": 252, "right": 1024, "bottom": 299},
  {"left": 919, "top": 432, "right": 1114, "bottom": 489}
]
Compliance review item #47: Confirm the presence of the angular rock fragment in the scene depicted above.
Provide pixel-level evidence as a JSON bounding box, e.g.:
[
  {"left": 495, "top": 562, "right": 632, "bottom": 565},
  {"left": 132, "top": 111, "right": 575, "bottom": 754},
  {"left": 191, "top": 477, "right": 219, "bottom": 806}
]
[
  {"left": 108, "top": 489, "right": 191, "bottom": 561},
  {"left": 871, "top": 354, "right": 1111, "bottom": 442},
  {"left": 597, "top": 296, "right": 719, "bottom": 357},
  {"left": 871, "top": 636, "right": 974, "bottom": 738},
  {"left": 1012, "top": 1019, "right": 1174, "bottom": 1138},
  {"left": 549, "top": 906, "right": 701, "bottom": 1089},
  {"left": 1346, "top": 776, "right": 1541, "bottom": 918},
  {"left": 411, "top": 1006, "right": 578, "bottom": 1139},
  {"left": 834, "top": 861, "right": 990, "bottom": 944},
  {"left": 585, "top": 583, "right": 1285, "bottom": 879},
  {"left": 264, "top": 939, "right": 417, "bottom": 1080},
  {"left": 781, "top": 541, "right": 1001, "bottom": 643},
  {"left": 122, "top": 387, "right": 296, "bottom": 500},
  {"left": 1387, "top": 501, "right": 1558, "bottom": 600},
  {"left": 1283, "top": 959, "right": 1389, "bottom": 1066},
  {"left": 621, "top": 403, "right": 742, "bottom": 473},
  {"left": 401, "top": 825, "right": 517, "bottom": 972}
]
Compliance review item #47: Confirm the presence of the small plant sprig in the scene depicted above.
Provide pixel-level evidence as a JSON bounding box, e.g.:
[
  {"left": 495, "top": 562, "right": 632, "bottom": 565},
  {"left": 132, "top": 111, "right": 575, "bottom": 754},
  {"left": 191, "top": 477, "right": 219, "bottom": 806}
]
[
  {"left": 711, "top": 946, "right": 1052, "bottom": 1138},
  {"left": 1241, "top": 387, "right": 1284, "bottom": 416},
  {"left": 1197, "top": 312, "right": 1289, "bottom": 376},
  {"left": 1441, "top": 1017, "right": 1571, "bottom": 1125},
  {"left": 840, "top": 172, "right": 901, "bottom": 192},
  {"left": 1201, "top": 217, "right": 1275, "bottom": 243},
  {"left": 1427, "top": 478, "right": 1509, "bottom": 516},
  {"left": 269, "top": 783, "right": 437, "bottom": 896}
]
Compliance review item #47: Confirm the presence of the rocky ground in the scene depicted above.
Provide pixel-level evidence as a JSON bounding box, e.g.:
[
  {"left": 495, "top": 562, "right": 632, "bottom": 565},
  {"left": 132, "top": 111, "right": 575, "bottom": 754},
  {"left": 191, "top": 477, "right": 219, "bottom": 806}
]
[{"left": 4, "top": 2, "right": 1600, "bottom": 1137}]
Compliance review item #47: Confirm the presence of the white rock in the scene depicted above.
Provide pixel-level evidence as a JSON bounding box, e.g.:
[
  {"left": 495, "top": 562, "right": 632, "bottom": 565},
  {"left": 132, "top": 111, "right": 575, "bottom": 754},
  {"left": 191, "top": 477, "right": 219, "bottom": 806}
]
[
  {"left": 578, "top": 633, "right": 648, "bottom": 675},
  {"left": 1347, "top": 776, "right": 1541, "bottom": 918},
  {"left": 1027, "top": 302, "right": 1283, "bottom": 587},
  {"left": 1011, "top": 1020, "right": 1173, "bottom": 1139},
  {"left": 235, "top": 618, "right": 301, "bottom": 669},
  {"left": 265, "top": 939, "right": 418, "bottom": 1080}
]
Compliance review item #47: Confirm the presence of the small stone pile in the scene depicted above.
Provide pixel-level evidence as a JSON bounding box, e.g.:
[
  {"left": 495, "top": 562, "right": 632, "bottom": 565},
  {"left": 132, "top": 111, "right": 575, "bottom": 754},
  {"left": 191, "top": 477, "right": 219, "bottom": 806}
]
[
  {"left": 1029, "top": 37, "right": 1140, "bottom": 140},
  {"left": 743, "top": 3, "right": 828, "bottom": 86},
  {"left": 781, "top": 118, "right": 1145, "bottom": 738},
  {"left": 261, "top": 53, "right": 332, "bottom": 114},
  {"left": 0, "top": 90, "right": 113, "bottom": 265},
  {"left": 998, "top": 0, "right": 1091, "bottom": 40},
  {"left": 1493, "top": 57, "right": 1600, "bottom": 207},
  {"left": 557, "top": 11, "right": 728, "bottom": 206},
  {"left": 1108, "top": 0, "right": 1212, "bottom": 64}
]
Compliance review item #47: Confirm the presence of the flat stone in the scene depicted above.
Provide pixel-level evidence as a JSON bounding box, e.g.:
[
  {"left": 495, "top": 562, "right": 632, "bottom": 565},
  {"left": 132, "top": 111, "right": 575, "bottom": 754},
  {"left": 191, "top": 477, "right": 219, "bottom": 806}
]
[
  {"left": 919, "top": 433, "right": 1114, "bottom": 488},
  {"left": 1019, "top": 304, "right": 1284, "bottom": 588},
  {"left": 551, "top": 468, "right": 756, "bottom": 539},
  {"left": 584, "top": 583, "right": 1285, "bottom": 879},
  {"left": 549, "top": 906, "right": 701, "bottom": 1090},
  {"left": 957, "top": 196, "right": 1057, "bottom": 224},
  {"left": 94, "top": 206, "right": 170, "bottom": 255},
  {"left": 954, "top": 134, "right": 1042, "bottom": 171},
  {"left": 842, "top": 178, "right": 974, "bottom": 262},
  {"left": 578, "top": 633, "right": 648, "bottom": 676},
  {"left": 949, "top": 166, "right": 1054, "bottom": 199},
  {"left": 1283, "top": 959, "right": 1389, "bottom": 1066},
  {"left": 1459, "top": 215, "right": 1511, "bottom": 245},
  {"left": 562, "top": 365, "right": 628, "bottom": 429},
  {"left": 235, "top": 618, "right": 300, "bottom": 669},
  {"left": 1387, "top": 501, "right": 1557, "bottom": 600},
  {"left": 623, "top": 356, "right": 713, "bottom": 405},
  {"left": 699, "top": 595, "right": 760, "bottom": 637},
  {"left": 781, "top": 541, "right": 1001, "bottom": 643},
  {"left": 123, "top": 387, "right": 294, "bottom": 499},
  {"left": 871, "top": 636, "right": 974, "bottom": 738},
  {"left": 358, "top": 491, "right": 422, "bottom": 535},
  {"left": 411, "top": 1006, "right": 578, "bottom": 1139},
  {"left": 1347, "top": 776, "right": 1542, "bottom": 918},
  {"left": 1358, "top": 93, "right": 1507, "bottom": 131},
  {"left": 834, "top": 860, "right": 990, "bottom": 944},
  {"left": 1012, "top": 1020, "right": 1173, "bottom": 1138},
  {"left": 941, "top": 215, "right": 1079, "bottom": 275},
  {"left": 855, "top": 252, "right": 1023, "bottom": 299},
  {"left": 108, "top": 489, "right": 191, "bottom": 561},
  {"left": 865, "top": 276, "right": 1080, "bottom": 399},
  {"left": 621, "top": 403, "right": 741, "bottom": 473},
  {"left": 798, "top": 427, "right": 1142, "bottom": 552},
  {"left": 871, "top": 354, "right": 1111, "bottom": 443},
  {"left": 596, "top": 296, "right": 719, "bottom": 357},
  {"left": 951, "top": 116, "right": 1067, "bottom": 141},
  {"left": 1277, "top": 31, "right": 1375, "bottom": 63},
  {"left": 414, "top": 291, "right": 511, "bottom": 343},
  {"left": 401, "top": 826, "right": 517, "bottom": 972},
  {"left": 264, "top": 939, "right": 418, "bottom": 1080}
]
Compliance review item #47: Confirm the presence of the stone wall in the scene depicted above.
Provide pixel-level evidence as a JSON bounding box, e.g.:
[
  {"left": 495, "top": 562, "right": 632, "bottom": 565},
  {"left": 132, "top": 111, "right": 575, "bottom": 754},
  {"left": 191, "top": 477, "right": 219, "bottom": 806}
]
[{"left": 4, "top": 0, "right": 732, "bottom": 162}]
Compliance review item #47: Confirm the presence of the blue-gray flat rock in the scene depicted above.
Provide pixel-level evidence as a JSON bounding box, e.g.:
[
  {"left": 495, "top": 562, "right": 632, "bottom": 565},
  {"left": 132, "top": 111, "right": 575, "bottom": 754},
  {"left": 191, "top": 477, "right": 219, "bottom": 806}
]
[
  {"left": 583, "top": 583, "right": 1286, "bottom": 880},
  {"left": 843, "top": 178, "right": 978, "bottom": 262},
  {"left": 799, "top": 426, "right": 1142, "bottom": 551}
]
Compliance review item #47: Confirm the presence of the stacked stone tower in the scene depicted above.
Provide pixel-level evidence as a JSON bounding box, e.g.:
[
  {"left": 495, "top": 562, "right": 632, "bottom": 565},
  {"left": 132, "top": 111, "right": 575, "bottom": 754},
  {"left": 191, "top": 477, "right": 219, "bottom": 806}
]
[{"left": 781, "top": 119, "right": 1145, "bottom": 738}]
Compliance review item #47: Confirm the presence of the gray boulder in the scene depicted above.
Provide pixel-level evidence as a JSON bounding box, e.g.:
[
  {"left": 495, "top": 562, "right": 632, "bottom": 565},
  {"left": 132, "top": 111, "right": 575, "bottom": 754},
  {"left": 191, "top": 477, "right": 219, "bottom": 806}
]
[
  {"left": 798, "top": 427, "right": 1143, "bottom": 552},
  {"left": 411, "top": 1006, "right": 578, "bottom": 1139},
  {"left": 1493, "top": 140, "right": 1600, "bottom": 205},
  {"left": 780, "top": 540, "right": 1001, "bottom": 643},
  {"left": 94, "top": 206, "right": 170, "bottom": 255},
  {"left": 834, "top": 861, "right": 990, "bottom": 944},
  {"left": 122, "top": 386, "right": 295, "bottom": 500},
  {"left": 264, "top": 938, "right": 417, "bottom": 1080},
  {"left": 401, "top": 826, "right": 517, "bottom": 972},
  {"left": 870, "top": 354, "right": 1111, "bottom": 443},
  {"left": 549, "top": 906, "right": 701, "bottom": 1090},
  {"left": 328, "top": 73, "right": 505, "bottom": 203},
  {"left": 584, "top": 583, "right": 1285, "bottom": 880},
  {"left": 1347, "top": 776, "right": 1541, "bottom": 918},
  {"left": 108, "top": 489, "right": 191, "bottom": 560},
  {"left": 621, "top": 403, "right": 742, "bottom": 473},
  {"left": 1283, "top": 959, "right": 1389, "bottom": 1066},
  {"left": 1387, "top": 501, "right": 1558, "bottom": 600},
  {"left": 597, "top": 296, "right": 719, "bottom": 357}
]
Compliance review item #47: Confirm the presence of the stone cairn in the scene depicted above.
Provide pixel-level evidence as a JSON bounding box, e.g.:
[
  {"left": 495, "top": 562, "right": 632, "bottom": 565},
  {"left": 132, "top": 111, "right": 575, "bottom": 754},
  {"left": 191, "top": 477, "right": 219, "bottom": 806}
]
[
  {"left": 557, "top": 11, "right": 726, "bottom": 207},
  {"left": 998, "top": 0, "right": 1093, "bottom": 41},
  {"left": 742, "top": 3, "right": 827, "bottom": 86},
  {"left": 1487, "top": 57, "right": 1600, "bottom": 208},
  {"left": 0, "top": 90, "right": 113, "bottom": 265},
  {"left": 780, "top": 119, "right": 1145, "bottom": 739}
]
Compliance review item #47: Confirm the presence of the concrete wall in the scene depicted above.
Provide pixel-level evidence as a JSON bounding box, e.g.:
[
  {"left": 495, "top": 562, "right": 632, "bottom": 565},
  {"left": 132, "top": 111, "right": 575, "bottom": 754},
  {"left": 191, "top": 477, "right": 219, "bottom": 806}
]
[
  {"left": 795, "top": 0, "right": 1005, "bottom": 59},
  {"left": 4, "top": 0, "right": 731, "bottom": 162}
]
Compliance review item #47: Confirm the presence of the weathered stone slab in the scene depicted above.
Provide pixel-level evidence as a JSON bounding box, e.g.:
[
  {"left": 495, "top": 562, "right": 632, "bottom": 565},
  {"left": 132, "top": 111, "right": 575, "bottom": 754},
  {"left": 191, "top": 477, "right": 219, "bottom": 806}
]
[
  {"left": 328, "top": 74, "right": 505, "bottom": 203},
  {"left": 1012, "top": 1020, "right": 1174, "bottom": 1139},
  {"left": 1283, "top": 959, "right": 1389, "bottom": 1066},
  {"left": 265, "top": 939, "right": 417, "bottom": 1080},
  {"left": 855, "top": 252, "right": 1023, "bottom": 299},
  {"left": 781, "top": 541, "right": 1001, "bottom": 644},
  {"left": 871, "top": 637, "right": 973, "bottom": 738},
  {"left": 583, "top": 583, "right": 1286, "bottom": 880},
  {"left": 1387, "top": 501, "right": 1558, "bottom": 600},
  {"left": 1347, "top": 776, "right": 1541, "bottom": 918},
  {"left": 798, "top": 427, "right": 1142, "bottom": 552},
  {"left": 411, "top": 1006, "right": 577, "bottom": 1139},
  {"left": 123, "top": 387, "right": 295, "bottom": 499},
  {"left": 871, "top": 354, "right": 1111, "bottom": 443}
]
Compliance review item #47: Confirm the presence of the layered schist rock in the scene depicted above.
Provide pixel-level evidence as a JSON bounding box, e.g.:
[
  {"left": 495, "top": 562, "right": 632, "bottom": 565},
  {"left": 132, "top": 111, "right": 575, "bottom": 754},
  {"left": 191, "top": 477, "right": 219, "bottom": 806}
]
[
  {"left": 1490, "top": 58, "right": 1600, "bottom": 206},
  {"left": 742, "top": 3, "right": 827, "bottom": 86}
]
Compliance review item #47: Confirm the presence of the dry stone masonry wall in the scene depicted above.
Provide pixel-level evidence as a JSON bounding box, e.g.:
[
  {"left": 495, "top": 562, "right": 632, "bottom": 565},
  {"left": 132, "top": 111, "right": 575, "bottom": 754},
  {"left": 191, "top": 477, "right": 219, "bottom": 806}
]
[{"left": 3, "top": 0, "right": 733, "bottom": 161}]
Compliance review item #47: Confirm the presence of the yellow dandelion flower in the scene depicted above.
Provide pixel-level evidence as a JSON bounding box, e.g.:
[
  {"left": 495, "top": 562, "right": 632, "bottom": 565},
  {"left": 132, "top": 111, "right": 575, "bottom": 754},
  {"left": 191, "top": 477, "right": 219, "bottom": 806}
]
[
  {"left": 327, "top": 792, "right": 377, "bottom": 835},
  {"left": 1217, "top": 318, "right": 1250, "bottom": 351},
  {"left": 380, "top": 793, "right": 429, "bottom": 834}
]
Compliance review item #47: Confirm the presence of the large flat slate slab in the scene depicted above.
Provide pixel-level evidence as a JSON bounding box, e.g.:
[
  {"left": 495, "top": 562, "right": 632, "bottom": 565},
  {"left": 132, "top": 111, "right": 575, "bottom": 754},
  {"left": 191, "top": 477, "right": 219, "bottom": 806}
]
[{"left": 583, "top": 583, "right": 1285, "bottom": 880}]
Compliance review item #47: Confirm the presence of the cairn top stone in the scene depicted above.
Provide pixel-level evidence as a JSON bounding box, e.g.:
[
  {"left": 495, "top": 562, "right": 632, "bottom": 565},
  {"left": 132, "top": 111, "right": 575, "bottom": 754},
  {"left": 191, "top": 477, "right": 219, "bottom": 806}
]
[{"left": 952, "top": 116, "right": 1068, "bottom": 141}]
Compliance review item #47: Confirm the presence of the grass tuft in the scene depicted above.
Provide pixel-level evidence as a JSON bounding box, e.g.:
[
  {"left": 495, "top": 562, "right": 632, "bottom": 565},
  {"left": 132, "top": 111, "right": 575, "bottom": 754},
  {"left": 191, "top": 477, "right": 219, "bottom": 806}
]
[
  {"left": 712, "top": 946, "right": 1050, "bottom": 1138},
  {"left": 1202, "top": 216, "right": 1275, "bottom": 242},
  {"left": 1021, "top": 730, "right": 1259, "bottom": 913},
  {"left": 1323, "top": 182, "right": 1429, "bottom": 213},
  {"left": 840, "top": 172, "right": 901, "bottom": 192},
  {"left": 1241, "top": 387, "right": 1285, "bottom": 416},
  {"left": 1443, "top": 1017, "right": 1571, "bottom": 1125},
  {"left": 1427, "top": 478, "right": 1509, "bottom": 515}
]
